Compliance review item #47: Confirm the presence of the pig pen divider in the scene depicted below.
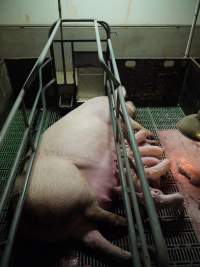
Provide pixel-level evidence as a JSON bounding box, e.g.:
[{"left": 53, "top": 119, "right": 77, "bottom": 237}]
[
  {"left": 0, "top": 19, "right": 168, "bottom": 267},
  {"left": 99, "top": 21, "right": 169, "bottom": 265},
  {"left": 0, "top": 20, "right": 60, "bottom": 267}
]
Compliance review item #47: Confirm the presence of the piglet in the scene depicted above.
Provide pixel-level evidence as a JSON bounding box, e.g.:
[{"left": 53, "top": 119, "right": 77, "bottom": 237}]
[{"left": 177, "top": 158, "right": 200, "bottom": 186}]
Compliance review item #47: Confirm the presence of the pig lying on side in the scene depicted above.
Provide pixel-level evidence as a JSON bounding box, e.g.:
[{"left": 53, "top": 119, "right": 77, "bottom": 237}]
[{"left": 15, "top": 96, "right": 183, "bottom": 264}]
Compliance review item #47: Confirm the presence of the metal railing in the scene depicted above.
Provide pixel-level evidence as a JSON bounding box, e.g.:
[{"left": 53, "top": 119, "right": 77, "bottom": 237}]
[
  {"left": 95, "top": 20, "right": 169, "bottom": 266},
  {"left": 0, "top": 20, "right": 60, "bottom": 267},
  {"left": 0, "top": 19, "right": 169, "bottom": 267}
]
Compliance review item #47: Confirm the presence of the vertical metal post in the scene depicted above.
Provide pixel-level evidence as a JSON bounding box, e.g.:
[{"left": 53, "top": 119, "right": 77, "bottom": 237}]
[
  {"left": 58, "top": 0, "right": 62, "bottom": 19},
  {"left": 58, "top": 0, "right": 67, "bottom": 84},
  {"left": 185, "top": 0, "right": 200, "bottom": 57},
  {"left": 71, "top": 42, "right": 77, "bottom": 105},
  {"left": 21, "top": 100, "right": 35, "bottom": 152}
]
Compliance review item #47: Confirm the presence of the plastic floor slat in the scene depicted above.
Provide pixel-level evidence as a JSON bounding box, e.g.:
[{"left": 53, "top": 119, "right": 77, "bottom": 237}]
[{"left": 1, "top": 107, "right": 200, "bottom": 266}]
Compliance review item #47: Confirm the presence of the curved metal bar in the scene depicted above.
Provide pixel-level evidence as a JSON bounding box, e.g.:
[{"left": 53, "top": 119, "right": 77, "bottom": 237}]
[
  {"left": 61, "top": 19, "right": 110, "bottom": 39},
  {"left": 99, "top": 20, "right": 111, "bottom": 38},
  {"left": 94, "top": 20, "right": 120, "bottom": 87},
  {"left": 0, "top": 19, "right": 59, "bottom": 146},
  {"left": 22, "top": 20, "right": 60, "bottom": 92}
]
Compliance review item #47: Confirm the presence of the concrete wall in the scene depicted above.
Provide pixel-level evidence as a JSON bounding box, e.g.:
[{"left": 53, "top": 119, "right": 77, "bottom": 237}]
[
  {"left": 0, "top": 26, "right": 200, "bottom": 61},
  {"left": 0, "top": 0, "right": 200, "bottom": 66},
  {"left": 0, "top": 0, "right": 200, "bottom": 25}
]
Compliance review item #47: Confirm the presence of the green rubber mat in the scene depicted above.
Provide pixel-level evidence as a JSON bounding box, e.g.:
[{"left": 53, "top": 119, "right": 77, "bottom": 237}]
[{"left": 1, "top": 107, "right": 200, "bottom": 266}]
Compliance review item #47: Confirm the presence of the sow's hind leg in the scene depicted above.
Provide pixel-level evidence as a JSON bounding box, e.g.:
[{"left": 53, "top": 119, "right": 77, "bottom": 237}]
[
  {"left": 58, "top": 184, "right": 131, "bottom": 264},
  {"left": 76, "top": 222, "right": 131, "bottom": 266},
  {"left": 20, "top": 156, "right": 131, "bottom": 264}
]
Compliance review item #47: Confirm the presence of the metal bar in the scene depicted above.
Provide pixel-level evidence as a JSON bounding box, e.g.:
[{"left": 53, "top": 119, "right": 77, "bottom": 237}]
[
  {"left": 49, "top": 43, "right": 58, "bottom": 105},
  {"left": 0, "top": 69, "right": 42, "bottom": 214},
  {"left": 50, "top": 43, "right": 57, "bottom": 80},
  {"left": 22, "top": 20, "right": 60, "bottom": 91},
  {"left": 53, "top": 39, "right": 107, "bottom": 43},
  {"left": 21, "top": 101, "right": 35, "bottom": 152},
  {"left": 0, "top": 79, "right": 54, "bottom": 267},
  {"left": 185, "top": 0, "right": 200, "bottom": 57},
  {"left": 71, "top": 42, "right": 77, "bottom": 105},
  {"left": 0, "top": 21, "right": 60, "bottom": 146},
  {"left": 107, "top": 85, "right": 141, "bottom": 267},
  {"left": 117, "top": 121, "right": 151, "bottom": 267},
  {"left": 58, "top": 0, "right": 62, "bottom": 19},
  {"left": 60, "top": 21, "right": 67, "bottom": 84},
  {"left": 57, "top": 20, "right": 109, "bottom": 85},
  {"left": 99, "top": 20, "right": 111, "bottom": 38},
  {"left": 107, "top": 37, "right": 168, "bottom": 264},
  {"left": 0, "top": 90, "right": 25, "bottom": 145},
  {"left": 107, "top": 39, "right": 121, "bottom": 83},
  {"left": 60, "top": 19, "right": 110, "bottom": 38},
  {"left": 190, "top": 56, "right": 200, "bottom": 68},
  {"left": 57, "top": 0, "right": 67, "bottom": 84},
  {"left": 94, "top": 20, "right": 120, "bottom": 87},
  {"left": 0, "top": 73, "right": 55, "bottom": 219},
  {"left": 118, "top": 86, "right": 169, "bottom": 266},
  {"left": 107, "top": 62, "right": 117, "bottom": 108},
  {"left": 0, "top": 110, "right": 46, "bottom": 267},
  {"left": 107, "top": 79, "right": 151, "bottom": 266},
  {"left": 107, "top": 78, "right": 117, "bottom": 138},
  {"left": 107, "top": 38, "right": 123, "bottom": 147}
]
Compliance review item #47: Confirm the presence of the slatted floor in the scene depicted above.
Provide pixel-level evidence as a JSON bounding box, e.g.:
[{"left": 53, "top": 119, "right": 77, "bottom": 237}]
[{"left": 0, "top": 107, "right": 200, "bottom": 266}]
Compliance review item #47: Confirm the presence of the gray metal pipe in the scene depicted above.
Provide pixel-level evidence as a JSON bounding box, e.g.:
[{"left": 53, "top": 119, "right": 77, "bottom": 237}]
[
  {"left": 106, "top": 33, "right": 169, "bottom": 265},
  {"left": 0, "top": 20, "right": 60, "bottom": 146},
  {"left": 94, "top": 20, "right": 120, "bottom": 87},
  {"left": 118, "top": 88, "right": 169, "bottom": 266},
  {"left": 107, "top": 85, "right": 142, "bottom": 267},
  {"left": 185, "top": 0, "right": 200, "bottom": 57},
  {"left": 0, "top": 109, "right": 46, "bottom": 267},
  {"left": 117, "top": 120, "right": 151, "bottom": 267},
  {"left": 0, "top": 78, "right": 55, "bottom": 267},
  {"left": 0, "top": 70, "right": 54, "bottom": 219}
]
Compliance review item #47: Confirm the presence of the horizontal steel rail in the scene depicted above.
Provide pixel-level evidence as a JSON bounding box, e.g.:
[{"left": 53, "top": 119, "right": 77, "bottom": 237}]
[{"left": 53, "top": 39, "right": 107, "bottom": 43}]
